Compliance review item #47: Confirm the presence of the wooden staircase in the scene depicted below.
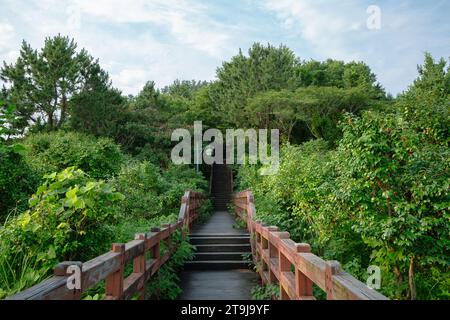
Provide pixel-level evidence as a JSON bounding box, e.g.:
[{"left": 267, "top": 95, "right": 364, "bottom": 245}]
[
  {"left": 184, "top": 234, "right": 251, "bottom": 270},
  {"left": 184, "top": 163, "right": 251, "bottom": 271},
  {"left": 210, "top": 163, "right": 232, "bottom": 211}
]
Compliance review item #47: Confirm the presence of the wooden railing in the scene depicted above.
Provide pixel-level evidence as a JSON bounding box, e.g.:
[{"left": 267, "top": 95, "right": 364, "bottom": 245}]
[
  {"left": 233, "top": 190, "right": 388, "bottom": 300},
  {"left": 8, "top": 191, "right": 205, "bottom": 300}
]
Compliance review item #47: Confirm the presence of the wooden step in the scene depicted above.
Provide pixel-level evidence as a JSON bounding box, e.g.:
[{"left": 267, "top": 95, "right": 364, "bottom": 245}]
[
  {"left": 190, "top": 236, "right": 250, "bottom": 245},
  {"left": 190, "top": 234, "right": 250, "bottom": 237},
  {"left": 193, "top": 252, "right": 250, "bottom": 261},
  {"left": 184, "top": 260, "right": 251, "bottom": 270},
  {"left": 195, "top": 244, "right": 251, "bottom": 252}
]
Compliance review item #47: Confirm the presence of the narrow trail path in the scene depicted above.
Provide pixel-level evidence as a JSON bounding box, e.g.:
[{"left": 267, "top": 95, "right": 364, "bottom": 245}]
[{"left": 179, "top": 164, "right": 257, "bottom": 300}]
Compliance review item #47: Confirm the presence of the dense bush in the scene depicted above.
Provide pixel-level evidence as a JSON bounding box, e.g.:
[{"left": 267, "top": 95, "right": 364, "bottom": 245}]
[
  {"left": 23, "top": 131, "right": 124, "bottom": 179},
  {"left": 146, "top": 233, "right": 196, "bottom": 299},
  {"left": 0, "top": 167, "right": 124, "bottom": 298},
  {"left": 113, "top": 161, "right": 208, "bottom": 220},
  {"left": 0, "top": 102, "right": 39, "bottom": 222},
  {"left": 0, "top": 148, "right": 39, "bottom": 222},
  {"left": 238, "top": 125, "right": 449, "bottom": 299},
  {"left": 236, "top": 55, "right": 449, "bottom": 300}
]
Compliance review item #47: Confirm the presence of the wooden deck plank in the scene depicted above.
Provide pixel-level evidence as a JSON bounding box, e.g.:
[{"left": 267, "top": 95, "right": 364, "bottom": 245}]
[
  {"left": 180, "top": 210, "right": 256, "bottom": 300},
  {"left": 179, "top": 270, "right": 257, "bottom": 300},
  {"left": 190, "top": 211, "right": 246, "bottom": 235}
]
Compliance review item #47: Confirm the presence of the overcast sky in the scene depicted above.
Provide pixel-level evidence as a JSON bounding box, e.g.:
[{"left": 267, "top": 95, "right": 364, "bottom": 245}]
[{"left": 0, "top": 0, "right": 449, "bottom": 96}]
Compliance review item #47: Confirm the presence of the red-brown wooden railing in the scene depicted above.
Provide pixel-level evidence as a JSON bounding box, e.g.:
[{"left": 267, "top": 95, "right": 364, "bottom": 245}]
[
  {"left": 8, "top": 191, "right": 204, "bottom": 300},
  {"left": 233, "top": 190, "right": 388, "bottom": 300}
]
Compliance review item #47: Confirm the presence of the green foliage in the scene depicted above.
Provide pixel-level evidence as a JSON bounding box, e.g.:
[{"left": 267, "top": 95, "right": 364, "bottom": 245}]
[
  {"left": 1, "top": 102, "right": 39, "bottom": 220},
  {"left": 396, "top": 53, "right": 449, "bottom": 143},
  {"left": 69, "top": 84, "right": 126, "bottom": 138},
  {"left": 0, "top": 249, "right": 50, "bottom": 299},
  {"left": 334, "top": 111, "right": 449, "bottom": 299},
  {"left": 0, "top": 101, "right": 21, "bottom": 141},
  {"left": 197, "top": 198, "right": 213, "bottom": 224},
  {"left": 161, "top": 79, "right": 208, "bottom": 100},
  {"left": 113, "top": 161, "right": 166, "bottom": 219},
  {"left": 251, "top": 283, "right": 280, "bottom": 300},
  {"left": 295, "top": 59, "right": 386, "bottom": 98},
  {"left": 0, "top": 35, "right": 110, "bottom": 131},
  {"left": 233, "top": 215, "right": 247, "bottom": 230},
  {"left": 211, "top": 43, "right": 386, "bottom": 144},
  {"left": 114, "top": 82, "right": 186, "bottom": 161},
  {"left": 245, "top": 87, "right": 374, "bottom": 143},
  {"left": 146, "top": 233, "right": 196, "bottom": 299},
  {"left": 214, "top": 43, "right": 299, "bottom": 127},
  {"left": 113, "top": 161, "right": 208, "bottom": 220},
  {"left": 0, "top": 148, "right": 39, "bottom": 221},
  {"left": 23, "top": 131, "right": 124, "bottom": 179},
  {"left": 237, "top": 54, "right": 449, "bottom": 300},
  {"left": 0, "top": 167, "right": 124, "bottom": 297}
]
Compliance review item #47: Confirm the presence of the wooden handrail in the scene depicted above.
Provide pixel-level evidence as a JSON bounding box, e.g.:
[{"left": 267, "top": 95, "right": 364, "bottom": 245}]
[
  {"left": 232, "top": 190, "right": 388, "bottom": 300},
  {"left": 7, "top": 191, "right": 205, "bottom": 300}
]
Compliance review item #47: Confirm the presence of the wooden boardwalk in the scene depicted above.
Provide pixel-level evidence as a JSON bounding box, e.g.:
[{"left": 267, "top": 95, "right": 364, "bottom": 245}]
[{"left": 179, "top": 211, "right": 258, "bottom": 300}]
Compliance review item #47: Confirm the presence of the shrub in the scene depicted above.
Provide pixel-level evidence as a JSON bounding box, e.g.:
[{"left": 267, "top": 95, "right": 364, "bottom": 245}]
[
  {"left": 0, "top": 102, "right": 39, "bottom": 221},
  {"left": 23, "top": 131, "right": 124, "bottom": 179},
  {"left": 146, "top": 234, "right": 196, "bottom": 299},
  {"left": 113, "top": 161, "right": 165, "bottom": 219},
  {"left": 114, "top": 161, "right": 208, "bottom": 220},
  {"left": 0, "top": 148, "right": 39, "bottom": 221},
  {"left": 237, "top": 112, "right": 449, "bottom": 300},
  {"left": 0, "top": 167, "right": 124, "bottom": 297},
  {"left": 251, "top": 283, "right": 280, "bottom": 300},
  {"left": 333, "top": 111, "right": 449, "bottom": 299}
]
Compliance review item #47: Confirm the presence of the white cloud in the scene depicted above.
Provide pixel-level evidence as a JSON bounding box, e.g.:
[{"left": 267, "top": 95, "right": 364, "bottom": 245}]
[
  {"left": 74, "top": 0, "right": 231, "bottom": 56},
  {"left": 0, "top": 0, "right": 234, "bottom": 94},
  {"left": 0, "top": 22, "right": 15, "bottom": 47},
  {"left": 0, "top": 21, "right": 19, "bottom": 65},
  {"left": 1, "top": 0, "right": 448, "bottom": 96},
  {"left": 262, "top": 0, "right": 450, "bottom": 95}
]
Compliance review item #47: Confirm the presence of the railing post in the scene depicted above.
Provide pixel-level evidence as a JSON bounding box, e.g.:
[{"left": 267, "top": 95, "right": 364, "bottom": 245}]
[
  {"left": 325, "top": 260, "right": 341, "bottom": 300},
  {"left": 105, "top": 243, "right": 125, "bottom": 300},
  {"left": 185, "top": 197, "right": 191, "bottom": 233},
  {"left": 294, "top": 244, "right": 314, "bottom": 300},
  {"left": 266, "top": 227, "right": 278, "bottom": 284},
  {"left": 151, "top": 227, "right": 161, "bottom": 299},
  {"left": 179, "top": 217, "right": 186, "bottom": 240},
  {"left": 276, "top": 234, "right": 291, "bottom": 300},
  {"left": 134, "top": 233, "right": 147, "bottom": 300},
  {"left": 162, "top": 223, "right": 172, "bottom": 253}
]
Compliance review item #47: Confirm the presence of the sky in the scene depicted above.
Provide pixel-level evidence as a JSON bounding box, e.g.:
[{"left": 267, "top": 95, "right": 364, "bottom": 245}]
[{"left": 0, "top": 0, "right": 449, "bottom": 96}]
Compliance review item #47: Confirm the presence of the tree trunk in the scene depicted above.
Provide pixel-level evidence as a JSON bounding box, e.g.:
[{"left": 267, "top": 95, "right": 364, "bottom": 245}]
[
  {"left": 47, "top": 111, "right": 54, "bottom": 130},
  {"left": 59, "top": 95, "right": 68, "bottom": 128},
  {"left": 409, "top": 256, "right": 417, "bottom": 300}
]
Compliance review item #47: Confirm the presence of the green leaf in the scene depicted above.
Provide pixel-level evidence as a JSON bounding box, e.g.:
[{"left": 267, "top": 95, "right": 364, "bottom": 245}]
[
  {"left": 11, "top": 143, "right": 27, "bottom": 155},
  {"left": 57, "top": 222, "right": 69, "bottom": 230},
  {"left": 47, "top": 246, "right": 56, "bottom": 259},
  {"left": 74, "top": 199, "right": 86, "bottom": 209},
  {"left": 66, "top": 187, "right": 78, "bottom": 200}
]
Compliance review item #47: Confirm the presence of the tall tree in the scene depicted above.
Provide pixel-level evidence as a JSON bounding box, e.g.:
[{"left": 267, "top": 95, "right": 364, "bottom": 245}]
[
  {"left": 296, "top": 59, "right": 386, "bottom": 98},
  {"left": 161, "top": 79, "right": 208, "bottom": 100},
  {"left": 69, "top": 65, "right": 126, "bottom": 138},
  {"left": 214, "top": 43, "right": 300, "bottom": 127},
  {"left": 0, "top": 35, "right": 101, "bottom": 131}
]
